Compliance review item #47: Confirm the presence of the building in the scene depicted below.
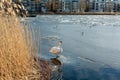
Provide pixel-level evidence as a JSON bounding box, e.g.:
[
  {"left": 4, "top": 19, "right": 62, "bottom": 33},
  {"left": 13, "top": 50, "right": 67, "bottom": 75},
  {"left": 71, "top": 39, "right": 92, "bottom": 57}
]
[
  {"left": 88, "top": 0, "right": 95, "bottom": 12},
  {"left": 52, "top": 0, "right": 61, "bottom": 12},
  {"left": 105, "top": 0, "right": 114, "bottom": 12},
  {"left": 29, "top": 0, "right": 47, "bottom": 13},
  {"left": 46, "top": 0, "right": 52, "bottom": 11},
  {"left": 79, "top": 0, "right": 88, "bottom": 12},
  {"left": 61, "top": 0, "right": 72, "bottom": 13},
  {"left": 40, "top": 1, "right": 47, "bottom": 13},
  {"left": 61, "top": 0, "right": 65, "bottom": 12},
  {"left": 61, "top": 0, "right": 80, "bottom": 13},
  {"left": 13, "top": 0, "right": 120, "bottom": 13},
  {"left": 94, "top": 0, "right": 106, "bottom": 12},
  {"left": 64, "top": 0, "right": 72, "bottom": 12},
  {"left": 29, "top": 0, "right": 37, "bottom": 12},
  {"left": 113, "top": 0, "right": 120, "bottom": 12},
  {"left": 89, "top": 0, "right": 118, "bottom": 12},
  {"left": 71, "top": 0, "right": 79, "bottom": 12}
]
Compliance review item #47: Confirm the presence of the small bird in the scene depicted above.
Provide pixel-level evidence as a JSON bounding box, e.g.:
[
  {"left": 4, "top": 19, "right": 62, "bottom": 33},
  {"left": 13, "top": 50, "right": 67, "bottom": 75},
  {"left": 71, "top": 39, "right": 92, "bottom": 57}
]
[{"left": 49, "top": 41, "right": 63, "bottom": 57}]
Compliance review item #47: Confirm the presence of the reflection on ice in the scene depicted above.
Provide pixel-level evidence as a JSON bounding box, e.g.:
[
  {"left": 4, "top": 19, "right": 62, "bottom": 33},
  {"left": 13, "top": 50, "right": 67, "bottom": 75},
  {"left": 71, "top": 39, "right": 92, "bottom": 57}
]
[
  {"left": 59, "top": 55, "right": 71, "bottom": 64},
  {"left": 50, "top": 57, "right": 62, "bottom": 80}
]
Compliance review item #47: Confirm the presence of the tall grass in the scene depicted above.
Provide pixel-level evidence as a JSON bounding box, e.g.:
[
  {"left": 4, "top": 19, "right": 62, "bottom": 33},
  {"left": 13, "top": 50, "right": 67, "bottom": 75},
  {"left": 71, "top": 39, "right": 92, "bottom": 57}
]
[
  {"left": 0, "top": 0, "right": 50, "bottom": 79},
  {"left": 0, "top": 15, "right": 50, "bottom": 80}
]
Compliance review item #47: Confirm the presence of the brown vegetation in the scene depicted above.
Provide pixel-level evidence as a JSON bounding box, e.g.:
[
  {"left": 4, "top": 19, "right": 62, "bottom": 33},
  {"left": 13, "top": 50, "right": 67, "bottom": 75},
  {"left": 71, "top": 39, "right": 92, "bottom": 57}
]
[
  {"left": 0, "top": 15, "right": 51, "bottom": 80},
  {"left": 0, "top": 0, "right": 27, "bottom": 17},
  {"left": 0, "top": 15, "right": 36, "bottom": 80},
  {"left": 0, "top": 0, "right": 51, "bottom": 80}
]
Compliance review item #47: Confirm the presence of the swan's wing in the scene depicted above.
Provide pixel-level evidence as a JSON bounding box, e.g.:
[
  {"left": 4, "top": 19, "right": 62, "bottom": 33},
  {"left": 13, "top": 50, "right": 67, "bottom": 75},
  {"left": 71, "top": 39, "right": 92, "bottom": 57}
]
[{"left": 49, "top": 47, "right": 60, "bottom": 54}]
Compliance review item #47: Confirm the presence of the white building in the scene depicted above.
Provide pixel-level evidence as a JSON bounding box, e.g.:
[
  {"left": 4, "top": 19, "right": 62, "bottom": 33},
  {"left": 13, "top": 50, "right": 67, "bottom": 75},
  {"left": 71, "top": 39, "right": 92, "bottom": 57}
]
[
  {"left": 89, "top": 0, "right": 120, "bottom": 12},
  {"left": 61, "top": 0, "right": 72, "bottom": 12},
  {"left": 112, "top": 0, "right": 120, "bottom": 12},
  {"left": 93, "top": 0, "right": 106, "bottom": 12},
  {"left": 61, "top": 0, "right": 79, "bottom": 12}
]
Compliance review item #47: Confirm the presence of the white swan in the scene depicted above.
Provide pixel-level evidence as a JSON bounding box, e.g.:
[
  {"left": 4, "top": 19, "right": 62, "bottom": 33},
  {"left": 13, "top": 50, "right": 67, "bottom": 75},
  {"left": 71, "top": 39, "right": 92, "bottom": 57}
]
[{"left": 49, "top": 41, "right": 63, "bottom": 57}]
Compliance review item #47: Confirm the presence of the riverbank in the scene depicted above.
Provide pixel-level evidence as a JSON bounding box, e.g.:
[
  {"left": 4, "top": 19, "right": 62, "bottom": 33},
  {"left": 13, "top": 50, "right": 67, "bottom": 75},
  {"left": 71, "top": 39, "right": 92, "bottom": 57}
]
[{"left": 27, "top": 12, "right": 120, "bottom": 17}]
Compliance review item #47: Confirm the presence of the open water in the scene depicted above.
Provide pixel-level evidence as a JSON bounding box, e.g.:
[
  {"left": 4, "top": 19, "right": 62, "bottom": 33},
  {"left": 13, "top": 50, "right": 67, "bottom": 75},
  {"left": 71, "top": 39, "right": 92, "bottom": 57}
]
[{"left": 27, "top": 15, "right": 120, "bottom": 80}]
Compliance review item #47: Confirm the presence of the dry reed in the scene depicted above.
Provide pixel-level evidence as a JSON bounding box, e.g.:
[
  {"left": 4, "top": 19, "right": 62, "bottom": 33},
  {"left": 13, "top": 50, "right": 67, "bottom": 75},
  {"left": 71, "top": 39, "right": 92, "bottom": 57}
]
[
  {"left": 0, "top": 0, "right": 50, "bottom": 79},
  {"left": 0, "top": 15, "right": 50, "bottom": 80}
]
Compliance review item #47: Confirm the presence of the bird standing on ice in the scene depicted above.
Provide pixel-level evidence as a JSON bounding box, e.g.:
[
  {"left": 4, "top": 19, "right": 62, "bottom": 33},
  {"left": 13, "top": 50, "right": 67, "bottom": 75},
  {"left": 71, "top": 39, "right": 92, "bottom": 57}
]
[{"left": 49, "top": 41, "right": 63, "bottom": 57}]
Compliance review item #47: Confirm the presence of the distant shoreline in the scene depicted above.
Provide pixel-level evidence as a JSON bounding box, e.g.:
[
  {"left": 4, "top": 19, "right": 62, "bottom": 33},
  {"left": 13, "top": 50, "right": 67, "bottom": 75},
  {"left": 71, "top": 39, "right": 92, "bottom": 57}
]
[{"left": 27, "top": 12, "right": 120, "bottom": 17}]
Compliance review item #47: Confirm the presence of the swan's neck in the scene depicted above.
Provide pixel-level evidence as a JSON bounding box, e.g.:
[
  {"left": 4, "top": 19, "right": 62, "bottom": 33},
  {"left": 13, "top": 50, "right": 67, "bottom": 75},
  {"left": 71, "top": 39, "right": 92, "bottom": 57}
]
[{"left": 57, "top": 43, "right": 61, "bottom": 47}]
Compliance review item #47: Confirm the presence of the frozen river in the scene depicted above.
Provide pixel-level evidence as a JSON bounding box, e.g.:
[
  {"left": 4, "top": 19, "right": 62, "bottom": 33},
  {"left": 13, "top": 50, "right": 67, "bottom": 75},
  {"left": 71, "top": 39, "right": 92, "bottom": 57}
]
[{"left": 28, "top": 15, "right": 120, "bottom": 80}]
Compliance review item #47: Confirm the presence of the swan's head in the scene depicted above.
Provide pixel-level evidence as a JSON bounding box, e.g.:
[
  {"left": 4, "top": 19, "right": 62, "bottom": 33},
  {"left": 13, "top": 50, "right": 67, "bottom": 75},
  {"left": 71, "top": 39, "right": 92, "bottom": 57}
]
[{"left": 58, "top": 41, "right": 62, "bottom": 46}]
